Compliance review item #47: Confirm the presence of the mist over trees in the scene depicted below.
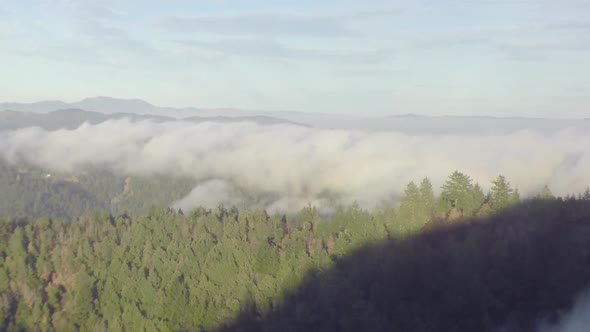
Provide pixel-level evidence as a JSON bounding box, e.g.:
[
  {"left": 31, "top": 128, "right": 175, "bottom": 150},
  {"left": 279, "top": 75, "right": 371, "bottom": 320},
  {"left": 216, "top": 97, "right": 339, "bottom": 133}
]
[
  {"left": 0, "top": 160, "right": 196, "bottom": 220},
  {"left": 3, "top": 0, "right": 590, "bottom": 329},
  {"left": 1, "top": 101, "right": 590, "bottom": 332},
  {"left": 2, "top": 119, "right": 590, "bottom": 214},
  {"left": 2, "top": 170, "right": 590, "bottom": 331}
]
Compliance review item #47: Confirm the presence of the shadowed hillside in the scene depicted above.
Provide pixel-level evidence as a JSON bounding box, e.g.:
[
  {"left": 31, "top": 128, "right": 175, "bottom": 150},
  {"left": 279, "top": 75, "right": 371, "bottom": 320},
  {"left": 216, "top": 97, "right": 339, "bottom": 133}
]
[
  {"left": 222, "top": 199, "right": 590, "bottom": 332},
  {"left": 3, "top": 193, "right": 590, "bottom": 331}
]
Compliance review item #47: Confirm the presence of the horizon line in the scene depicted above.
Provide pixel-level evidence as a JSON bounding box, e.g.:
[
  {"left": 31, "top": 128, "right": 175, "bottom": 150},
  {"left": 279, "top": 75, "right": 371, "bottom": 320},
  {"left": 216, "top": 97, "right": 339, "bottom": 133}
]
[{"left": 1, "top": 96, "right": 588, "bottom": 121}]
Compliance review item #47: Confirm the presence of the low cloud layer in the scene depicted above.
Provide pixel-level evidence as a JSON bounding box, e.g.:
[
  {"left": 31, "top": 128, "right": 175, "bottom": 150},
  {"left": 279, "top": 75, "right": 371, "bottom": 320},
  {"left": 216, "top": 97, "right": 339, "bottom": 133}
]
[
  {"left": 1, "top": 119, "right": 589, "bottom": 212},
  {"left": 539, "top": 290, "right": 590, "bottom": 332},
  {"left": 496, "top": 289, "right": 590, "bottom": 332}
]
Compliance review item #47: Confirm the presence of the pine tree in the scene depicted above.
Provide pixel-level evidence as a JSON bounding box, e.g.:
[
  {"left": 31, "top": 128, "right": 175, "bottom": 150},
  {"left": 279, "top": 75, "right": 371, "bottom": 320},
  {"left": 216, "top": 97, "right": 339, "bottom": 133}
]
[
  {"left": 490, "top": 175, "right": 517, "bottom": 211},
  {"left": 512, "top": 188, "right": 520, "bottom": 202},
  {"left": 538, "top": 185, "right": 555, "bottom": 200},
  {"left": 470, "top": 183, "right": 486, "bottom": 214},
  {"left": 440, "top": 171, "right": 476, "bottom": 215},
  {"left": 419, "top": 177, "right": 435, "bottom": 219},
  {"left": 398, "top": 181, "right": 429, "bottom": 233}
]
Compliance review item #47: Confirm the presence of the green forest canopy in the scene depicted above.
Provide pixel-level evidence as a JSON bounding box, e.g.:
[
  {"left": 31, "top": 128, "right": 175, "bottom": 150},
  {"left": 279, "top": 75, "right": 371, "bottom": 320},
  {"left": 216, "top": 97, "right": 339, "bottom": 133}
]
[{"left": 1, "top": 170, "right": 590, "bottom": 331}]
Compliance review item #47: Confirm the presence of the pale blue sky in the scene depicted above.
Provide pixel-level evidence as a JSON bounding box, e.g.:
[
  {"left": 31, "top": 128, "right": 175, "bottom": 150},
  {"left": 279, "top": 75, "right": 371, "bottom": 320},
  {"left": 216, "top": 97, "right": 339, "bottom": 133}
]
[{"left": 0, "top": 0, "right": 589, "bottom": 117}]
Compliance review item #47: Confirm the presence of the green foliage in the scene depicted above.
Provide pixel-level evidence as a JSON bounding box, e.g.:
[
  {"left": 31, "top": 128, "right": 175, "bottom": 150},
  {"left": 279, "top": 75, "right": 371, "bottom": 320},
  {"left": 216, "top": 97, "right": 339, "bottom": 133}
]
[
  {"left": 440, "top": 171, "right": 483, "bottom": 216},
  {"left": 397, "top": 181, "right": 421, "bottom": 226},
  {"left": 419, "top": 177, "right": 435, "bottom": 217},
  {"left": 538, "top": 184, "right": 556, "bottom": 200},
  {"left": 227, "top": 198, "right": 590, "bottom": 332},
  {"left": 0, "top": 202, "right": 401, "bottom": 331},
  {"left": 396, "top": 180, "right": 434, "bottom": 235},
  {"left": 0, "top": 160, "right": 195, "bottom": 220},
  {"left": 490, "top": 175, "right": 519, "bottom": 211},
  {"left": 2, "top": 169, "right": 590, "bottom": 331}
]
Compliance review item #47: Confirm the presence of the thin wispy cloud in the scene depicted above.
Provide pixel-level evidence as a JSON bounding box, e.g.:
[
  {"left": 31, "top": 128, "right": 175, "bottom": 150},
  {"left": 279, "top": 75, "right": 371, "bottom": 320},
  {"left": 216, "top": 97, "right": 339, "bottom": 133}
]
[
  {"left": 169, "top": 38, "right": 395, "bottom": 63},
  {"left": 0, "top": 1, "right": 588, "bottom": 117},
  {"left": 159, "top": 11, "right": 353, "bottom": 38},
  {"left": 158, "top": 4, "right": 413, "bottom": 38}
]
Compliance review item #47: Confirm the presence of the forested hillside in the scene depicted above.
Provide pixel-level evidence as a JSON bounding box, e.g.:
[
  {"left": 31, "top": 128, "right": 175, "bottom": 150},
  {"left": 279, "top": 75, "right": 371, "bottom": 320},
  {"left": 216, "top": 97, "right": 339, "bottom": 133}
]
[
  {"left": 2, "top": 171, "right": 590, "bottom": 331},
  {"left": 0, "top": 160, "right": 196, "bottom": 220},
  {"left": 4, "top": 0, "right": 589, "bottom": 331},
  {"left": 224, "top": 198, "right": 590, "bottom": 332}
]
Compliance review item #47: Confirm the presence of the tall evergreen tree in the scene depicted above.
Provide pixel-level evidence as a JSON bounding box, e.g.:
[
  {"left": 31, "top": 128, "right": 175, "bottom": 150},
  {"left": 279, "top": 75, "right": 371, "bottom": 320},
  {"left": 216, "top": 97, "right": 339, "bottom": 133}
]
[
  {"left": 538, "top": 185, "right": 555, "bottom": 200},
  {"left": 470, "top": 183, "right": 486, "bottom": 214},
  {"left": 490, "top": 175, "right": 517, "bottom": 211},
  {"left": 440, "top": 171, "right": 478, "bottom": 215},
  {"left": 397, "top": 181, "right": 431, "bottom": 233},
  {"left": 419, "top": 177, "right": 435, "bottom": 219},
  {"left": 512, "top": 188, "right": 520, "bottom": 202}
]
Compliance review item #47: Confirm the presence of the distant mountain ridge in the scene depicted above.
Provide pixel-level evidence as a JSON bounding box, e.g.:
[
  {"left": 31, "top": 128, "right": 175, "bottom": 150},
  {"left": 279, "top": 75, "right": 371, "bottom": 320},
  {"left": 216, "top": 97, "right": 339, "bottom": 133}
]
[
  {"left": 1, "top": 96, "right": 193, "bottom": 118},
  {"left": 2, "top": 96, "right": 590, "bottom": 134},
  {"left": 0, "top": 108, "right": 309, "bottom": 132}
]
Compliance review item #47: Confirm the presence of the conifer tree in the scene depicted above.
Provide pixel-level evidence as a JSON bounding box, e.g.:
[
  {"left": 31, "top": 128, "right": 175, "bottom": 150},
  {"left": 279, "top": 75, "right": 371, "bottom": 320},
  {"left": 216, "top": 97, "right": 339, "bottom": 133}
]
[
  {"left": 440, "top": 171, "right": 477, "bottom": 215},
  {"left": 512, "top": 188, "right": 520, "bottom": 202},
  {"left": 398, "top": 181, "right": 421, "bottom": 225},
  {"left": 490, "top": 175, "right": 517, "bottom": 211},
  {"left": 538, "top": 185, "right": 555, "bottom": 200},
  {"left": 470, "top": 183, "right": 486, "bottom": 214},
  {"left": 419, "top": 177, "right": 435, "bottom": 219}
]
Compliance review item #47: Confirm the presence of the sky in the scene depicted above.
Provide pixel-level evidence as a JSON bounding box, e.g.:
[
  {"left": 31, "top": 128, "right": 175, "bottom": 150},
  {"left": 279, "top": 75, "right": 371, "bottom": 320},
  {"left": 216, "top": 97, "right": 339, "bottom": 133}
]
[{"left": 0, "top": 0, "right": 589, "bottom": 117}]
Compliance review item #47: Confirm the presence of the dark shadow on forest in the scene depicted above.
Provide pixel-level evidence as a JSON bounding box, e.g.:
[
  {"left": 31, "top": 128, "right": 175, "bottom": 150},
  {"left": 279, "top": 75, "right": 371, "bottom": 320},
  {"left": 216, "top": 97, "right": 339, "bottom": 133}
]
[{"left": 219, "top": 199, "right": 590, "bottom": 332}]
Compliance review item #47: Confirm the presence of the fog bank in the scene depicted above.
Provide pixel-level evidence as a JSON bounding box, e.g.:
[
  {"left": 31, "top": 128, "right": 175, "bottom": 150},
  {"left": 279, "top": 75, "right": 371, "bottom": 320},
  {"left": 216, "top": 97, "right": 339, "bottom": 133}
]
[
  {"left": 1, "top": 119, "right": 588, "bottom": 212},
  {"left": 540, "top": 290, "right": 590, "bottom": 332}
]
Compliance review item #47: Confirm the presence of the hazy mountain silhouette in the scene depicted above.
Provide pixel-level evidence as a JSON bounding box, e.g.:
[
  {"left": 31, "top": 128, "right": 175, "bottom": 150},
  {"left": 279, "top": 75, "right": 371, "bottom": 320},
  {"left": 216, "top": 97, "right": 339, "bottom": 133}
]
[
  {"left": 221, "top": 199, "right": 590, "bottom": 332},
  {"left": 1, "top": 97, "right": 167, "bottom": 115},
  {"left": 3, "top": 97, "right": 590, "bottom": 134},
  {"left": 0, "top": 109, "right": 171, "bottom": 131},
  {"left": 0, "top": 96, "right": 273, "bottom": 118},
  {"left": 184, "top": 115, "right": 309, "bottom": 127},
  {"left": 0, "top": 109, "right": 308, "bottom": 131}
]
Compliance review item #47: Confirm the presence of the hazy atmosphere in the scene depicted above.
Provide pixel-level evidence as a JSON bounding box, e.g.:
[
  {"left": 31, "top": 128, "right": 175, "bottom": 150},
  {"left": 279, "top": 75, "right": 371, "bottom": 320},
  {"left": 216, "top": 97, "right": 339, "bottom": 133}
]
[
  {"left": 1, "top": 117, "right": 590, "bottom": 213},
  {"left": 1, "top": 0, "right": 589, "bottom": 117},
  {"left": 2, "top": 1, "right": 590, "bottom": 332}
]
